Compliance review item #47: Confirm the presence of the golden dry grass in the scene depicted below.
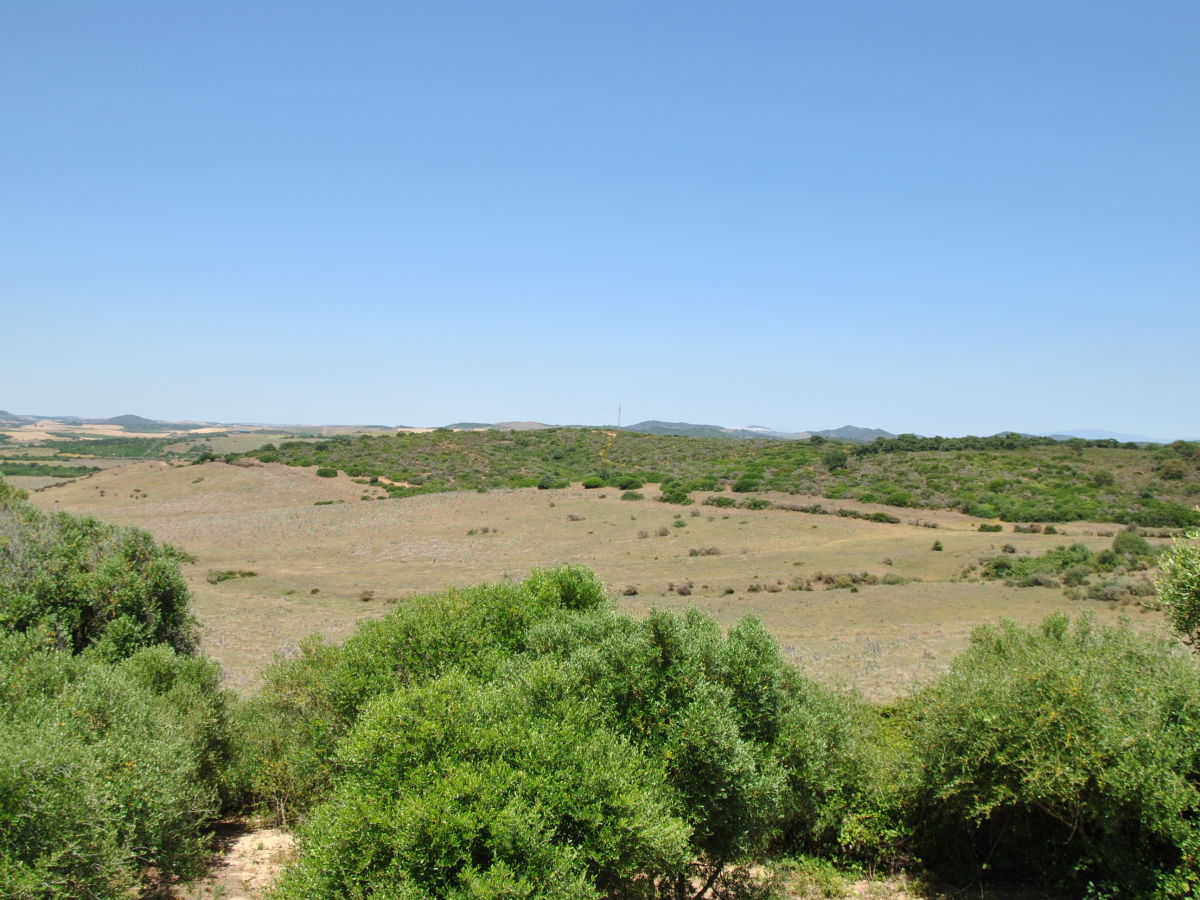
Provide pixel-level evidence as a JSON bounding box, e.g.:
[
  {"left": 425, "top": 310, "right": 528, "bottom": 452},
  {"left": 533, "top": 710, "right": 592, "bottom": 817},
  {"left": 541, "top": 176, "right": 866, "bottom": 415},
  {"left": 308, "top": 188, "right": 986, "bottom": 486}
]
[{"left": 29, "top": 461, "right": 1169, "bottom": 697}]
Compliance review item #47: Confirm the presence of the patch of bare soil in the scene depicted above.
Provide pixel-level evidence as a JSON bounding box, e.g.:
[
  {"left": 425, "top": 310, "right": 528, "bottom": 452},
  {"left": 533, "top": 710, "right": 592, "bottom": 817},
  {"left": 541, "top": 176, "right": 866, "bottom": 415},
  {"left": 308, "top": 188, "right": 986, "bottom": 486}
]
[{"left": 174, "top": 823, "right": 294, "bottom": 900}]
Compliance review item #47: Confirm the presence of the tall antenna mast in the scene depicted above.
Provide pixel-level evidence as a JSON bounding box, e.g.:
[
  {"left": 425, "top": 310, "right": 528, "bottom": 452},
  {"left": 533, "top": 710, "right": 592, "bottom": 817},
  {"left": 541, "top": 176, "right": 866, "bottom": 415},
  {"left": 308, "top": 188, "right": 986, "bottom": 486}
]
[{"left": 618, "top": 403, "right": 622, "bottom": 428}]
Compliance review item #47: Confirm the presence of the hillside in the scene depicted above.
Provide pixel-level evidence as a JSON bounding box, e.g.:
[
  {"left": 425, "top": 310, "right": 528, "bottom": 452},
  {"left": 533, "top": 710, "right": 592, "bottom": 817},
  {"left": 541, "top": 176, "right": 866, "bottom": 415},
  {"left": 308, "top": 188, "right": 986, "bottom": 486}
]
[{"left": 242, "top": 428, "right": 1200, "bottom": 526}]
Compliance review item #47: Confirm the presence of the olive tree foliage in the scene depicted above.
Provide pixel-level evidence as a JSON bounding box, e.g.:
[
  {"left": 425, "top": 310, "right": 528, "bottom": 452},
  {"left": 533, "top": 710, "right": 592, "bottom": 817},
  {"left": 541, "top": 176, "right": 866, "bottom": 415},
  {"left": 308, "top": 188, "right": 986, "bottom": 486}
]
[
  {"left": 0, "top": 478, "right": 196, "bottom": 656},
  {"left": 1159, "top": 530, "right": 1200, "bottom": 647}
]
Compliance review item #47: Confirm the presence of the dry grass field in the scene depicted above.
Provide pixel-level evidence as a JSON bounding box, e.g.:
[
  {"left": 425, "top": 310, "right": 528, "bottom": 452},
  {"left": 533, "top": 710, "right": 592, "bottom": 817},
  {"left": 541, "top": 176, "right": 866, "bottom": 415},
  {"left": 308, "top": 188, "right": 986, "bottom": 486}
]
[{"left": 29, "top": 460, "right": 1170, "bottom": 698}]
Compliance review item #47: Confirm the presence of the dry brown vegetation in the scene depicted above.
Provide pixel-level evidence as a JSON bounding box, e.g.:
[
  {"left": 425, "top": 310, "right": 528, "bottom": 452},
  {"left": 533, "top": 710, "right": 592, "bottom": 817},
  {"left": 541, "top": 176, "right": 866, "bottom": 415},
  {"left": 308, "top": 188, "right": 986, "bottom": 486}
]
[{"left": 29, "top": 459, "right": 1169, "bottom": 698}]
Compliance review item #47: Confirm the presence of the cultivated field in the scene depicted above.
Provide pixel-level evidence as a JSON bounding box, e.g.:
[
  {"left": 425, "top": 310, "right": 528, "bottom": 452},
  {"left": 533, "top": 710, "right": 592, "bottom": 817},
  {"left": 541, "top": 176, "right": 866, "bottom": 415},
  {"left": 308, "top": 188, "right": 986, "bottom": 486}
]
[{"left": 29, "top": 459, "right": 1169, "bottom": 698}]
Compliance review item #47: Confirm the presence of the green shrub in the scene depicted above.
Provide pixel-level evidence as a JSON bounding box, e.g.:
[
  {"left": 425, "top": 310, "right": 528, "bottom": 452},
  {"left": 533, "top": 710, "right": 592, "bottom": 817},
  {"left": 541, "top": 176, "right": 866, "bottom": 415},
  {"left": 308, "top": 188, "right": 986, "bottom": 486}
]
[
  {"left": 1159, "top": 531, "right": 1200, "bottom": 646},
  {"left": 1113, "top": 528, "right": 1153, "bottom": 557},
  {"left": 0, "top": 493, "right": 196, "bottom": 656},
  {"left": 867, "top": 511, "right": 901, "bottom": 524},
  {"left": 658, "top": 482, "right": 693, "bottom": 505},
  {"left": 581, "top": 475, "right": 605, "bottom": 489},
  {"left": 315, "top": 467, "right": 338, "bottom": 478},
  {"left": 273, "top": 673, "right": 691, "bottom": 899},
  {"left": 822, "top": 449, "right": 849, "bottom": 471},
  {"left": 0, "top": 634, "right": 242, "bottom": 899},
  {"left": 242, "top": 567, "right": 608, "bottom": 822},
  {"left": 906, "top": 615, "right": 1200, "bottom": 894},
  {"left": 259, "top": 572, "right": 869, "bottom": 896},
  {"left": 206, "top": 569, "right": 257, "bottom": 584},
  {"left": 620, "top": 490, "right": 644, "bottom": 501},
  {"left": 978, "top": 523, "right": 1003, "bottom": 532}
]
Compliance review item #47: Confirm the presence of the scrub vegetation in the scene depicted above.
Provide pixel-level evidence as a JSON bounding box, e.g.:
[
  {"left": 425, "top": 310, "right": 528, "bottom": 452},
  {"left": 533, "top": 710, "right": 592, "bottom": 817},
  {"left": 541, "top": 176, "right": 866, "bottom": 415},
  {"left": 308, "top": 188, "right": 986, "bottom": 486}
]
[
  {"left": 243, "top": 429, "right": 1200, "bottom": 526},
  {"left": 5, "top": 463, "right": 1200, "bottom": 898}
]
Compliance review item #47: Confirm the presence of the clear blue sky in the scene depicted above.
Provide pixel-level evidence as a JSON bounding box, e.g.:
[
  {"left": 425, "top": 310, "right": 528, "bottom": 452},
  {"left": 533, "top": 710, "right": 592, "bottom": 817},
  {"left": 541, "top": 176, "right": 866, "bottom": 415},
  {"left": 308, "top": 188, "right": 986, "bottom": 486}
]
[{"left": 3, "top": 1, "right": 1197, "bottom": 437}]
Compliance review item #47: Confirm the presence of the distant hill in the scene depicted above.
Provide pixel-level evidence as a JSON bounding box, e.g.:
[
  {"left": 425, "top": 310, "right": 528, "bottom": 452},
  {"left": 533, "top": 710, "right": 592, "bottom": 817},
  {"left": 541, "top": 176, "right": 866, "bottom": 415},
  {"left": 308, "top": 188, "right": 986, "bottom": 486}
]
[
  {"left": 442, "top": 421, "right": 555, "bottom": 432},
  {"left": 812, "top": 425, "right": 896, "bottom": 442},
  {"left": 622, "top": 421, "right": 895, "bottom": 442},
  {"left": 1042, "top": 429, "right": 1170, "bottom": 444},
  {"left": 621, "top": 421, "right": 756, "bottom": 439},
  {"left": 240, "top": 425, "right": 1200, "bottom": 527},
  {"left": 99, "top": 414, "right": 160, "bottom": 427},
  {"left": 493, "top": 421, "right": 554, "bottom": 431}
]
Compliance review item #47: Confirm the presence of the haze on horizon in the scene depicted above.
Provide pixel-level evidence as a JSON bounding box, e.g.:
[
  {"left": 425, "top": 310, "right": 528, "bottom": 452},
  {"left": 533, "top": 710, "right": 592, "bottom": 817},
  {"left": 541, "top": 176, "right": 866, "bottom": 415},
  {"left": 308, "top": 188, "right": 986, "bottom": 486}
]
[{"left": 3, "top": 1, "right": 1196, "bottom": 439}]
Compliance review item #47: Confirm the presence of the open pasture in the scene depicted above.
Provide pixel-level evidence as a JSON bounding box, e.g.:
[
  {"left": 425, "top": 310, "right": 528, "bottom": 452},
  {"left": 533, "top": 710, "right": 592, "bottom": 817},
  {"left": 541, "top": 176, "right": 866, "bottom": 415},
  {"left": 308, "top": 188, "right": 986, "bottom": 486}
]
[{"left": 30, "top": 460, "right": 1168, "bottom": 697}]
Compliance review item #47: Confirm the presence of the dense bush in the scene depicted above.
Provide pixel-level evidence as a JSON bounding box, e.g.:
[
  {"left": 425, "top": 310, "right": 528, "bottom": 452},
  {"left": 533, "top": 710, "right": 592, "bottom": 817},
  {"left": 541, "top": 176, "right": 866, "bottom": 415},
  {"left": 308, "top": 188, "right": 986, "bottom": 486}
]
[
  {"left": 240, "top": 427, "right": 1200, "bottom": 525},
  {"left": 980, "top": 537, "right": 1155, "bottom": 590},
  {"left": 251, "top": 570, "right": 881, "bottom": 897},
  {"left": 0, "top": 477, "right": 242, "bottom": 898},
  {"left": 240, "top": 567, "right": 609, "bottom": 823},
  {"left": 905, "top": 615, "right": 1200, "bottom": 895},
  {"left": 1159, "top": 531, "right": 1200, "bottom": 647},
  {"left": 1113, "top": 527, "right": 1154, "bottom": 557},
  {"left": 274, "top": 671, "right": 691, "bottom": 899},
  {"left": 0, "top": 633, "right": 242, "bottom": 899},
  {"left": 0, "top": 484, "right": 196, "bottom": 656},
  {"left": 657, "top": 481, "right": 694, "bottom": 505}
]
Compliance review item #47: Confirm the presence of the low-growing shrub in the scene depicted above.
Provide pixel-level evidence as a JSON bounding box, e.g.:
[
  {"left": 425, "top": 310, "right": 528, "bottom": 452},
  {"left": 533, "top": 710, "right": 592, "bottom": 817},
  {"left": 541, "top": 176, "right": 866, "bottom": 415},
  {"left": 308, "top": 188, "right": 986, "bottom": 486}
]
[
  {"left": 206, "top": 569, "right": 258, "bottom": 584},
  {"left": 315, "top": 467, "right": 338, "bottom": 478},
  {"left": 621, "top": 490, "right": 644, "bottom": 501},
  {"left": 0, "top": 635, "right": 243, "bottom": 899},
  {"left": 906, "top": 615, "right": 1200, "bottom": 895},
  {"left": 978, "top": 523, "right": 1003, "bottom": 532},
  {"left": 0, "top": 490, "right": 196, "bottom": 656},
  {"left": 1113, "top": 528, "right": 1153, "bottom": 557}
]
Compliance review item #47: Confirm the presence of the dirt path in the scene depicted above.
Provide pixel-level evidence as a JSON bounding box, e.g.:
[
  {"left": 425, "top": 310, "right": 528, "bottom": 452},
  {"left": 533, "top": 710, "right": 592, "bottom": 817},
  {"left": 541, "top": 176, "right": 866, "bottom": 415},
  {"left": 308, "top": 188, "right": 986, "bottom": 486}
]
[{"left": 174, "top": 823, "right": 294, "bottom": 900}]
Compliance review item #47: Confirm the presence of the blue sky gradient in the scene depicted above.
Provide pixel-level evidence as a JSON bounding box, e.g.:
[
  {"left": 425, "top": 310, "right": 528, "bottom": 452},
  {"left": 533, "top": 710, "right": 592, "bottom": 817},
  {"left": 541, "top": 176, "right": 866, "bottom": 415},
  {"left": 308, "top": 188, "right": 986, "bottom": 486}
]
[{"left": 3, "top": 2, "right": 1197, "bottom": 436}]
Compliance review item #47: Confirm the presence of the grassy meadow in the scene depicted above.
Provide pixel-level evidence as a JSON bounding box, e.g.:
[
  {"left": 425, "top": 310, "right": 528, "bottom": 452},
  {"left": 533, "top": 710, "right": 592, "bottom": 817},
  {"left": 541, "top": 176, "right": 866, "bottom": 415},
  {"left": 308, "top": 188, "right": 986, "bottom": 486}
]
[{"left": 28, "top": 458, "right": 1172, "bottom": 697}]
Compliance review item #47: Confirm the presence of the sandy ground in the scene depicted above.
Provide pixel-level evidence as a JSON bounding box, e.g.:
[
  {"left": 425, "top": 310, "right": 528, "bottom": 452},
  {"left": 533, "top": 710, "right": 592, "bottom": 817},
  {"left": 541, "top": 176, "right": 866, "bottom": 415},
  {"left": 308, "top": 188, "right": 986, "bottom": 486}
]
[{"left": 173, "top": 825, "right": 294, "bottom": 900}]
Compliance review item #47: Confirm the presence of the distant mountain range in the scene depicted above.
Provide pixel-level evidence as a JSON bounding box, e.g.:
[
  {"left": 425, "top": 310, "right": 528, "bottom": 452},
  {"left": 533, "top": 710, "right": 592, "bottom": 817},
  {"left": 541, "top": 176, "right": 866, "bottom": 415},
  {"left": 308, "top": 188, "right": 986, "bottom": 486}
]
[
  {"left": 614, "top": 421, "right": 896, "bottom": 442},
  {"left": 2, "top": 409, "right": 1190, "bottom": 444},
  {"left": 0, "top": 411, "right": 211, "bottom": 432},
  {"left": 1040, "top": 429, "right": 1176, "bottom": 444}
]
